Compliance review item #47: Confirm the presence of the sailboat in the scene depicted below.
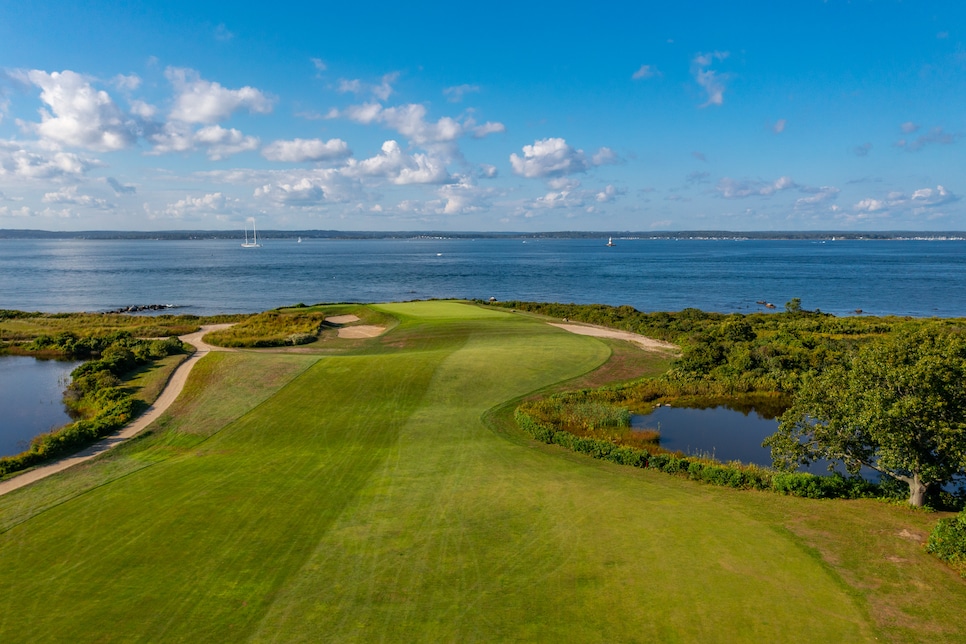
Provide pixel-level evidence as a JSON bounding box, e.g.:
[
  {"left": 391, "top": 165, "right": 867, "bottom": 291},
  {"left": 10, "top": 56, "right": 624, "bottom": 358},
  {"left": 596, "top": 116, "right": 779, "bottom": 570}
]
[
  {"left": 241, "top": 218, "right": 261, "bottom": 248},
  {"left": 607, "top": 236, "right": 615, "bottom": 247}
]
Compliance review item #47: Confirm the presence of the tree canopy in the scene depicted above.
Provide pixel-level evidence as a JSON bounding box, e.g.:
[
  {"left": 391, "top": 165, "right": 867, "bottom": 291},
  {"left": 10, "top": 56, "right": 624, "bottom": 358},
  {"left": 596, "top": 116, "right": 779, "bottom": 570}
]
[{"left": 765, "top": 324, "right": 966, "bottom": 506}]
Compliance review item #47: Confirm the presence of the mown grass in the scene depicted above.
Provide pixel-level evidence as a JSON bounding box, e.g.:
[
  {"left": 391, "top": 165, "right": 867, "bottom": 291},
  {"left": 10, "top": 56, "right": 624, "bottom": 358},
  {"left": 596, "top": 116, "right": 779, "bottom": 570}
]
[
  {"left": 0, "top": 301, "right": 963, "bottom": 642},
  {"left": 123, "top": 351, "right": 190, "bottom": 410}
]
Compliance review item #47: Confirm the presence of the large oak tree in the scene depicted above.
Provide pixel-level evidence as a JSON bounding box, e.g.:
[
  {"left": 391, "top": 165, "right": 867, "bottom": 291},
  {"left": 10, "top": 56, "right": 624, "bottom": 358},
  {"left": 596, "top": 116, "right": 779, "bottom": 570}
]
[{"left": 765, "top": 325, "right": 966, "bottom": 506}]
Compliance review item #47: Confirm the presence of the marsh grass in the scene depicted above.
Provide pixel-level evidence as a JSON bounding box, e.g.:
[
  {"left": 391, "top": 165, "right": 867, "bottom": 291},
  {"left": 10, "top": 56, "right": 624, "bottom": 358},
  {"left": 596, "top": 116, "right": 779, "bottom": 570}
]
[
  {"left": 0, "top": 311, "right": 201, "bottom": 346},
  {"left": 204, "top": 310, "right": 327, "bottom": 347}
]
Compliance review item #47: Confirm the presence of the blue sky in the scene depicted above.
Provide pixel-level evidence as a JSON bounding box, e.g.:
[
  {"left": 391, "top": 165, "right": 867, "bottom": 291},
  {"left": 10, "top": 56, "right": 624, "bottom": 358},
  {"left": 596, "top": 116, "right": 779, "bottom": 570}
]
[{"left": 0, "top": 1, "right": 963, "bottom": 231}]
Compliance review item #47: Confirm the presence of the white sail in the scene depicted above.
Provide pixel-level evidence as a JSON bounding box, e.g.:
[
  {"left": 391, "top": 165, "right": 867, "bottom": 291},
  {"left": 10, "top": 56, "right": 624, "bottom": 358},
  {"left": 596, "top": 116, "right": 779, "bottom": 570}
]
[{"left": 242, "top": 218, "right": 261, "bottom": 248}]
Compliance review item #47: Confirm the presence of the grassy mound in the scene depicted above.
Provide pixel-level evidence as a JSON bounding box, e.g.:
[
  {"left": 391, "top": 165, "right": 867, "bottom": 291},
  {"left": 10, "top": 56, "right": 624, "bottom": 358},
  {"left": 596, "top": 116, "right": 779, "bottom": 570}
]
[
  {"left": 0, "top": 301, "right": 963, "bottom": 642},
  {"left": 203, "top": 308, "right": 327, "bottom": 347}
]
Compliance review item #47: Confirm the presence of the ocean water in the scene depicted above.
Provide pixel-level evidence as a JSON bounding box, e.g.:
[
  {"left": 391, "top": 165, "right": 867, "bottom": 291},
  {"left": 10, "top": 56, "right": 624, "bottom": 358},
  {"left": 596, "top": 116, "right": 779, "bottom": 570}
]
[{"left": 0, "top": 237, "right": 964, "bottom": 316}]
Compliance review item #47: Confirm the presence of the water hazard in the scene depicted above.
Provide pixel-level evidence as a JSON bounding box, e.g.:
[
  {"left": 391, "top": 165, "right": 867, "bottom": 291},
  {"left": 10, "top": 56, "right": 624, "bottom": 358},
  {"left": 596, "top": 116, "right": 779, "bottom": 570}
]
[
  {"left": 631, "top": 405, "right": 865, "bottom": 478},
  {"left": 631, "top": 406, "right": 954, "bottom": 486},
  {"left": 633, "top": 406, "right": 780, "bottom": 467},
  {"left": 0, "top": 356, "right": 81, "bottom": 457}
]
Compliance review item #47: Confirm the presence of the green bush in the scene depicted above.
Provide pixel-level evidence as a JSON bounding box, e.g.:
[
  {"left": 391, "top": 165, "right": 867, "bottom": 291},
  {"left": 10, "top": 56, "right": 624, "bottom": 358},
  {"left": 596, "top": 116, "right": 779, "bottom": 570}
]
[
  {"left": 926, "top": 511, "right": 966, "bottom": 577},
  {"left": 771, "top": 471, "right": 876, "bottom": 500}
]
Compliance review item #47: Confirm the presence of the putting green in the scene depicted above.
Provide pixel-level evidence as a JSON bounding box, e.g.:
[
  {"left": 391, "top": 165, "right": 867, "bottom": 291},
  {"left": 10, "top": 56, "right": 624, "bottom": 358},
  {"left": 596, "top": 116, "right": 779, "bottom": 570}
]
[{"left": 0, "top": 302, "right": 894, "bottom": 641}]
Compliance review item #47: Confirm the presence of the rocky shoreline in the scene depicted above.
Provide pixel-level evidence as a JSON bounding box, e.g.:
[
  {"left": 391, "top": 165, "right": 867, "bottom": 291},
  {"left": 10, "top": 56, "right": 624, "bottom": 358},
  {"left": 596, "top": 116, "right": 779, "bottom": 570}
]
[{"left": 103, "top": 304, "right": 179, "bottom": 314}]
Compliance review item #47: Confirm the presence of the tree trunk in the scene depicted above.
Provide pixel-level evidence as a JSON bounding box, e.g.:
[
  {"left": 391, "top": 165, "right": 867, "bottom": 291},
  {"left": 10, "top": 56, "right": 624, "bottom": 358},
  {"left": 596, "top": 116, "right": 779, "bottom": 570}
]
[{"left": 906, "top": 473, "right": 929, "bottom": 507}]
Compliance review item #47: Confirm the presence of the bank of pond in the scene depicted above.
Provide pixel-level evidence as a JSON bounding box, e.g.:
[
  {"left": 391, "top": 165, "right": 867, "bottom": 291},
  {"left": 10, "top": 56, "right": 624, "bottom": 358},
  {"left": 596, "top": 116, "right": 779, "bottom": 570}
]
[{"left": 516, "top": 397, "right": 964, "bottom": 505}]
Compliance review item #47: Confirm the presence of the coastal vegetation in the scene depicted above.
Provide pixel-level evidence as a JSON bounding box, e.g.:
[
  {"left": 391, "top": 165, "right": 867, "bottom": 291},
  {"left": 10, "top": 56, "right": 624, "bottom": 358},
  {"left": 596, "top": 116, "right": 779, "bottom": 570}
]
[
  {"left": 0, "top": 310, "right": 206, "bottom": 354},
  {"left": 0, "top": 309, "right": 236, "bottom": 478},
  {"left": 0, "top": 334, "right": 187, "bottom": 479},
  {"left": 0, "top": 301, "right": 964, "bottom": 641},
  {"left": 494, "top": 300, "right": 966, "bottom": 507},
  {"left": 202, "top": 308, "right": 327, "bottom": 347}
]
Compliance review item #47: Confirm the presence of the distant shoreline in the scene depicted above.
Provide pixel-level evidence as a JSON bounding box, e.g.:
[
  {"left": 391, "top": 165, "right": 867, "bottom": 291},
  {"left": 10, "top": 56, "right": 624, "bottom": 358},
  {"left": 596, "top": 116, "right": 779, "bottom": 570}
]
[{"left": 1, "top": 229, "right": 964, "bottom": 241}]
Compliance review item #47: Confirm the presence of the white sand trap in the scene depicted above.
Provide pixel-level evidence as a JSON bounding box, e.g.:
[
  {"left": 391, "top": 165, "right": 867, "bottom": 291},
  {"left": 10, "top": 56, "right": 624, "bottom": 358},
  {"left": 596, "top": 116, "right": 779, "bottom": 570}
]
[
  {"left": 327, "top": 314, "right": 360, "bottom": 324},
  {"left": 548, "top": 323, "right": 677, "bottom": 352},
  {"left": 338, "top": 325, "right": 385, "bottom": 339}
]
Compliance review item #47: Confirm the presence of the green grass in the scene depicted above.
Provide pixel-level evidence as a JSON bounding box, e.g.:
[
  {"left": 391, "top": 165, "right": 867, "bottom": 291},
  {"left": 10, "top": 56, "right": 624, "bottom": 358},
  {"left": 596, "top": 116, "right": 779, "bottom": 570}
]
[{"left": 0, "top": 301, "right": 963, "bottom": 642}]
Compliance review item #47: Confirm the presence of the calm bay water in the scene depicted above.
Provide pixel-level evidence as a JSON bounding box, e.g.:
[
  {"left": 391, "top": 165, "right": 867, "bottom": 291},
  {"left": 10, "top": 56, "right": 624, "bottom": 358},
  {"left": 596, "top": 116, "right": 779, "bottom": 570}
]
[
  {"left": 0, "top": 357, "right": 81, "bottom": 457},
  {"left": 0, "top": 237, "right": 964, "bottom": 316}
]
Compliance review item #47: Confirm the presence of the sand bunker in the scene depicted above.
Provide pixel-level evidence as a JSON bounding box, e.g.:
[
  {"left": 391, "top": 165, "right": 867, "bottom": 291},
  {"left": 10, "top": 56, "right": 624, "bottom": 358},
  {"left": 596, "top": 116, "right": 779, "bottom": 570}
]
[
  {"left": 327, "top": 314, "right": 361, "bottom": 324},
  {"left": 326, "top": 314, "right": 384, "bottom": 338},
  {"left": 548, "top": 323, "right": 677, "bottom": 352},
  {"left": 338, "top": 325, "right": 385, "bottom": 339}
]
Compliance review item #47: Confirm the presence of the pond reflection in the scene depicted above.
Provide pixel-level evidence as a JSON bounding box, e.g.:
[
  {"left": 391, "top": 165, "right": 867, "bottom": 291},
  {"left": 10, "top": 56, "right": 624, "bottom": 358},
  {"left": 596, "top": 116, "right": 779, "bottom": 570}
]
[
  {"left": 632, "top": 406, "right": 779, "bottom": 466},
  {"left": 631, "top": 405, "right": 871, "bottom": 478},
  {"left": 0, "top": 356, "right": 82, "bottom": 457}
]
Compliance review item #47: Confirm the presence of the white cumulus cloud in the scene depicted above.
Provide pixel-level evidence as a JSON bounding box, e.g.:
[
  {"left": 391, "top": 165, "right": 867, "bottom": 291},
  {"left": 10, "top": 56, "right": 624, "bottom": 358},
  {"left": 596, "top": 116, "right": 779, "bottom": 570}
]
[
  {"left": 41, "top": 185, "right": 111, "bottom": 209},
  {"left": 854, "top": 198, "right": 887, "bottom": 212},
  {"left": 255, "top": 177, "right": 328, "bottom": 205},
  {"left": 852, "top": 185, "right": 958, "bottom": 214},
  {"left": 436, "top": 175, "right": 492, "bottom": 214},
  {"left": 149, "top": 123, "right": 259, "bottom": 159},
  {"left": 510, "top": 138, "right": 618, "bottom": 179},
  {"left": 0, "top": 140, "right": 100, "bottom": 179},
  {"left": 166, "top": 67, "right": 274, "bottom": 124},
  {"left": 339, "top": 102, "right": 504, "bottom": 147},
  {"left": 261, "top": 138, "right": 351, "bottom": 163},
  {"left": 22, "top": 69, "right": 137, "bottom": 151},
  {"left": 345, "top": 140, "right": 449, "bottom": 185},
  {"left": 152, "top": 191, "right": 240, "bottom": 220},
  {"left": 194, "top": 125, "right": 260, "bottom": 160}
]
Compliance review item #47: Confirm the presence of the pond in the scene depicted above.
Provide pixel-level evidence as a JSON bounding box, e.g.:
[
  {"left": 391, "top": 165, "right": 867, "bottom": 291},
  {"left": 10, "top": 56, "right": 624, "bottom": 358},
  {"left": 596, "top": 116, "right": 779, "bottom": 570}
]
[
  {"left": 631, "top": 405, "right": 871, "bottom": 478},
  {"left": 632, "top": 406, "right": 966, "bottom": 493},
  {"left": 632, "top": 406, "right": 779, "bottom": 466},
  {"left": 0, "top": 356, "right": 82, "bottom": 458}
]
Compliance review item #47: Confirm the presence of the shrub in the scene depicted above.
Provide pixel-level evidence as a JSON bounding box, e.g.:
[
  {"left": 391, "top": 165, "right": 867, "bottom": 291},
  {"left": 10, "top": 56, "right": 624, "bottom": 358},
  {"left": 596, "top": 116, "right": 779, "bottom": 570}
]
[
  {"left": 771, "top": 471, "right": 876, "bottom": 500},
  {"left": 926, "top": 511, "right": 966, "bottom": 578}
]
